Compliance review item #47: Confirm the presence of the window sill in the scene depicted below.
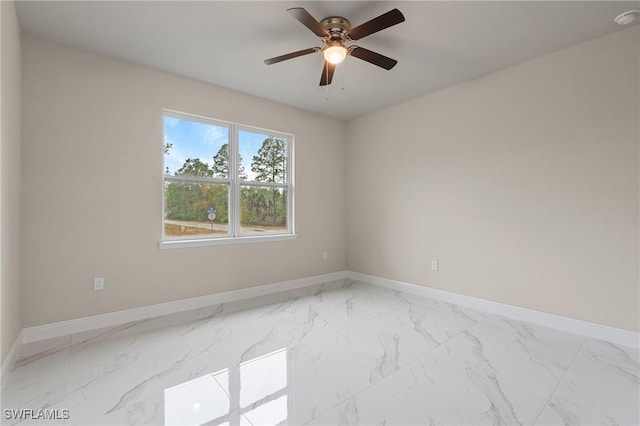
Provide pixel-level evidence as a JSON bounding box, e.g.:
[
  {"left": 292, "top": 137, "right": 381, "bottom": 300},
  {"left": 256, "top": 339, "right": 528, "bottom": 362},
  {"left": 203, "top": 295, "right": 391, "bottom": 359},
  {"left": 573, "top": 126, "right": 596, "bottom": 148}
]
[{"left": 159, "top": 234, "right": 297, "bottom": 249}]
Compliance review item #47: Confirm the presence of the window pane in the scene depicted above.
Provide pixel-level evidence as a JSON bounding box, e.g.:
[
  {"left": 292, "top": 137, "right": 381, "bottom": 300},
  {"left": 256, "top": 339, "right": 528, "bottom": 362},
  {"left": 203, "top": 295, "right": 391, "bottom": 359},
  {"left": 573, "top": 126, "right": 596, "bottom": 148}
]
[
  {"left": 239, "top": 130, "right": 287, "bottom": 183},
  {"left": 164, "top": 181, "right": 229, "bottom": 238},
  {"left": 240, "top": 186, "right": 288, "bottom": 235},
  {"left": 164, "top": 115, "right": 230, "bottom": 178}
]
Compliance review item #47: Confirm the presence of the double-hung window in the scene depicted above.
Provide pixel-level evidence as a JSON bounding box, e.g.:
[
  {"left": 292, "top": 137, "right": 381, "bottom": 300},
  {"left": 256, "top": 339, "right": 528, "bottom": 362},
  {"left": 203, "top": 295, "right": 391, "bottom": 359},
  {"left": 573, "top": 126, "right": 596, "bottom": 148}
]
[{"left": 161, "top": 111, "right": 294, "bottom": 248}]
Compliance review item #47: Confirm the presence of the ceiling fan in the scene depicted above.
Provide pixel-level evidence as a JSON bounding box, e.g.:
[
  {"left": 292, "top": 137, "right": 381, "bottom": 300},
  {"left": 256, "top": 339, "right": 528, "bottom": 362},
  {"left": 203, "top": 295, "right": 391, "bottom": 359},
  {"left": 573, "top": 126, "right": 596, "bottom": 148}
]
[{"left": 264, "top": 7, "right": 405, "bottom": 86}]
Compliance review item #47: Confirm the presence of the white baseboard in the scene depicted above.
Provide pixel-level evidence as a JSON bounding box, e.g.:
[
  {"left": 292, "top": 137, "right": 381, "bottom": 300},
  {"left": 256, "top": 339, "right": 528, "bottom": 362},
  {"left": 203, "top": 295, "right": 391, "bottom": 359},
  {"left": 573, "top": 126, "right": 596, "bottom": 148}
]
[
  {"left": 349, "top": 271, "right": 640, "bottom": 349},
  {"left": 21, "top": 271, "right": 349, "bottom": 344},
  {"left": 14, "top": 269, "right": 639, "bottom": 352},
  {"left": 1, "top": 330, "right": 23, "bottom": 387}
]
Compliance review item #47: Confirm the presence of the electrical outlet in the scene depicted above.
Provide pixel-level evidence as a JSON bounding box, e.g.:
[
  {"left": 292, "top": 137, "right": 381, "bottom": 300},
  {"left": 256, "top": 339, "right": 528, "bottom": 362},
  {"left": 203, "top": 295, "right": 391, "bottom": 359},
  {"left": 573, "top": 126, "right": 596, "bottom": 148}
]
[
  {"left": 431, "top": 260, "right": 438, "bottom": 271},
  {"left": 322, "top": 251, "right": 329, "bottom": 260},
  {"left": 93, "top": 277, "right": 105, "bottom": 291}
]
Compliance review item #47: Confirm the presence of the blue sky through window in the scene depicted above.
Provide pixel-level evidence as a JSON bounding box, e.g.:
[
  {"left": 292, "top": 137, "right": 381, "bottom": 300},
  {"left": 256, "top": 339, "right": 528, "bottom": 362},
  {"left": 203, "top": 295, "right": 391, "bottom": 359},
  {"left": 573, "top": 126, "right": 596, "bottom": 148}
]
[{"left": 164, "top": 116, "right": 268, "bottom": 180}]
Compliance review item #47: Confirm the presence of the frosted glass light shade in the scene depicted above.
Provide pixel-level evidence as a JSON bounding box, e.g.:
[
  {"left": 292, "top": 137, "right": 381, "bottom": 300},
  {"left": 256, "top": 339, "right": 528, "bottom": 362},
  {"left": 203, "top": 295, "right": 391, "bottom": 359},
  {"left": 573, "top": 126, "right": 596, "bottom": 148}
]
[{"left": 323, "top": 45, "right": 347, "bottom": 65}]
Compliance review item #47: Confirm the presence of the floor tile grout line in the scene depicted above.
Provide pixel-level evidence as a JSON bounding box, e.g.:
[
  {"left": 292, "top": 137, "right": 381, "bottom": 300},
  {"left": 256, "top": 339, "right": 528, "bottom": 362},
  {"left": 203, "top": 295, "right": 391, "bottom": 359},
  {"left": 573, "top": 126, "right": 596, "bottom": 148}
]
[
  {"left": 200, "top": 283, "right": 486, "bottom": 425},
  {"left": 301, "top": 316, "right": 459, "bottom": 424},
  {"left": 530, "top": 336, "right": 588, "bottom": 425},
  {"left": 373, "top": 313, "right": 590, "bottom": 423},
  {"left": 301, "top": 376, "right": 432, "bottom": 426},
  {"left": 251, "top": 286, "right": 447, "bottom": 424},
  {"left": 312, "top": 303, "right": 483, "bottom": 425},
  {"left": 373, "top": 319, "right": 488, "bottom": 419}
]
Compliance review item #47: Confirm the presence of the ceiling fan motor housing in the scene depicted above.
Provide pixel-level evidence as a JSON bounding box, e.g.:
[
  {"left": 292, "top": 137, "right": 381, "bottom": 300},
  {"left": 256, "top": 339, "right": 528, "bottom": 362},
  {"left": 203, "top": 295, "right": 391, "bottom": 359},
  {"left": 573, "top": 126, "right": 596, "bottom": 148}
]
[{"left": 320, "top": 16, "right": 351, "bottom": 41}]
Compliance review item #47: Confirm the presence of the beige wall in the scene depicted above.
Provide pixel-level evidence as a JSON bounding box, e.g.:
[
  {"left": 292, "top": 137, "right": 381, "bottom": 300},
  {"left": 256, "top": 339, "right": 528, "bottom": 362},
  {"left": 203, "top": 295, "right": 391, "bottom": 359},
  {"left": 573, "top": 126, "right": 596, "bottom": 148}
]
[
  {"left": 21, "top": 36, "right": 347, "bottom": 327},
  {"left": 1, "top": 0, "right": 22, "bottom": 362},
  {"left": 18, "top": 25, "right": 640, "bottom": 332},
  {"left": 347, "top": 27, "right": 640, "bottom": 332}
]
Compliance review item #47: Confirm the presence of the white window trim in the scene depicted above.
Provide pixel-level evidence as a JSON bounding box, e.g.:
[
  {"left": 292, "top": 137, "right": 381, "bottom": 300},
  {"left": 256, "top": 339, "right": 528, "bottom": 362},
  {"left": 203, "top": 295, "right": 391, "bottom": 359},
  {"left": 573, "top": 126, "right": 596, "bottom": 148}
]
[
  {"left": 160, "top": 110, "right": 295, "bottom": 249},
  {"left": 159, "top": 234, "right": 297, "bottom": 249}
]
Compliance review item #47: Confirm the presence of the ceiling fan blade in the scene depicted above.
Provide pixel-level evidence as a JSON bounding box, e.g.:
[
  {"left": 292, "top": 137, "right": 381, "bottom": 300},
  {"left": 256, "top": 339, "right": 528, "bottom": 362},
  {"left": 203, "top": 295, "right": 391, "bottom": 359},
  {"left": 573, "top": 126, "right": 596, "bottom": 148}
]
[
  {"left": 264, "top": 48, "right": 319, "bottom": 65},
  {"left": 319, "top": 62, "right": 336, "bottom": 86},
  {"left": 287, "top": 8, "right": 330, "bottom": 38},
  {"left": 347, "top": 9, "right": 405, "bottom": 41},
  {"left": 350, "top": 46, "right": 398, "bottom": 70}
]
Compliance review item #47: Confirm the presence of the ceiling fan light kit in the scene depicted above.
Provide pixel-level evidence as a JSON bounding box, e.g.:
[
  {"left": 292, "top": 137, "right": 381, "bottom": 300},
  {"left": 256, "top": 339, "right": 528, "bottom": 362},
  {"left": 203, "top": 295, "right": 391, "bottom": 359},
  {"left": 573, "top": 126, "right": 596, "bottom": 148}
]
[
  {"left": 323, "top": 42, "right": 348, "bottom": 65},
  {"left": 264, "top": 7, "right": 405, "bottom": 86}
]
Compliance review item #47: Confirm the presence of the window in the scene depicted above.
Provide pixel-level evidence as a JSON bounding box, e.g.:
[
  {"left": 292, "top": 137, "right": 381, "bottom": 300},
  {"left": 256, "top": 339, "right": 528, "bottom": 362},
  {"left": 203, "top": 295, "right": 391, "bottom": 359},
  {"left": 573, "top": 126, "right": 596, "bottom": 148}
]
[{"left": 161, "top": 111, "right": 294, "bottom": 248}]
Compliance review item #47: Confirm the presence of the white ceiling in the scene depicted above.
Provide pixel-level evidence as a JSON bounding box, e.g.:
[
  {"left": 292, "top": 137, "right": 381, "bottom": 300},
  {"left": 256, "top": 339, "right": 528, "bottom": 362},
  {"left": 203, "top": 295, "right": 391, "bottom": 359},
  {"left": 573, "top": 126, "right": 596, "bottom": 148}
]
[{"left": 15, "top": 1, "right": 639, "bottom": 120}]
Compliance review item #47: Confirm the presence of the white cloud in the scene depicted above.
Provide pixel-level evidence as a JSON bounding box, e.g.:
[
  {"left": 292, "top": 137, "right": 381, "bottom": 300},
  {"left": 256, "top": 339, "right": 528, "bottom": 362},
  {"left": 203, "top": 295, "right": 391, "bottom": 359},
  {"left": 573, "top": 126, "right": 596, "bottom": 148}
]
[{"left": 203, "top": 125, "right": 228, "bottom": 147}]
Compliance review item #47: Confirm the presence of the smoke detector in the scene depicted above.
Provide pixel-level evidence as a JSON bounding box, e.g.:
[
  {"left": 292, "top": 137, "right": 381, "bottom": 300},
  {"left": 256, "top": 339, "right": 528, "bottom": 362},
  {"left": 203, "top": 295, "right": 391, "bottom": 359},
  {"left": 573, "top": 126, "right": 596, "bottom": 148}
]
[{"left": 614, "top": 10, "right": 639, "bottom": 25}]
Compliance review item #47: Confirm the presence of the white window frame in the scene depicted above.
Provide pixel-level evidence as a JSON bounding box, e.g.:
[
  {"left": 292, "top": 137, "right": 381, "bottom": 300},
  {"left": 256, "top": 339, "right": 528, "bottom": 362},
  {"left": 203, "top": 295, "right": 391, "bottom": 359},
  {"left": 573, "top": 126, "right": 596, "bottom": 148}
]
[{"left": 160, "top": 110, "right": 295, "bottom": 249}]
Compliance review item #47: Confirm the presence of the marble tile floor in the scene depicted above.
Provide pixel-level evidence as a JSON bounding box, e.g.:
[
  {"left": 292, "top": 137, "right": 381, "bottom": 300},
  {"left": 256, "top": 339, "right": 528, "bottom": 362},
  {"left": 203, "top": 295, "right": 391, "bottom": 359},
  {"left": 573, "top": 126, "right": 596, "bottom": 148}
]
[{"left": 1, "top": 280, "right": 638, "bottom": 426}]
